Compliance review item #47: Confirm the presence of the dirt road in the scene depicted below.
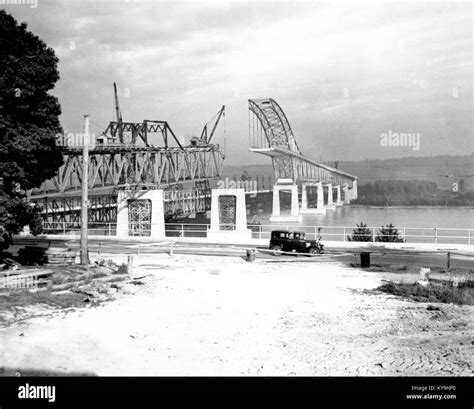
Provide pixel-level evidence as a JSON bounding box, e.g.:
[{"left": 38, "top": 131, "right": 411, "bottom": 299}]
[{"left": 1, "top": 254, "right": 472, "bottom": 376}]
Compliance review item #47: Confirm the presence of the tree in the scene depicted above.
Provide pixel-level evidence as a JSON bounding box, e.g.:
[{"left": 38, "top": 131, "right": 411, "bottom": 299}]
[
  {"left": 347, "top": 221, "right": 373, "bottom": 242},
  {"left": 376, "top": 223, "right": 404, "bottom": 242},
  {"left": 0, "top": 10, "right": 63, "bottom": 233}
]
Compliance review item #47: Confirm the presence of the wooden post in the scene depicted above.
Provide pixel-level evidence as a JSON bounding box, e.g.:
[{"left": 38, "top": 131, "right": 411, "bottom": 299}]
[
  {"left": 80, "top": 115, "right": 90, "bottom": 265},
  {"left": 127, "top": 255, "right": 134, "bottom": 275},
  {"left": 446, "top": 252, "right": 451, "bottom": 269}
]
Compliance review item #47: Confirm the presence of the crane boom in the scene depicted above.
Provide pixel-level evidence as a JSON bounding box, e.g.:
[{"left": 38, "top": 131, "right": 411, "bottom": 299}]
[
  {"left": 200, "top": 105, "right": 225, "bottom": 144},
  {"left": 113, "top": 82, "right": 123, "bottom": 142}
]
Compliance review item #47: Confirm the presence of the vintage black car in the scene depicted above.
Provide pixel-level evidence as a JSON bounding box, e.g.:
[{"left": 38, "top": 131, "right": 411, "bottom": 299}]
[{"left": 269, "top": 230, "right": 323, "bottom": 255}]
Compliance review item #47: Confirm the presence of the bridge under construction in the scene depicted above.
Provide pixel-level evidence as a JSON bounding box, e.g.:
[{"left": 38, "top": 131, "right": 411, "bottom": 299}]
[{"left": 27, "top": 89, "right": 358, "bottom": 232}]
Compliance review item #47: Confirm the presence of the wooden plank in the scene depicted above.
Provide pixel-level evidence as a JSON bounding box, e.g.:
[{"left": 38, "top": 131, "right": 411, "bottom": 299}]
[{"left": 0, "top": 269, "right": 53, "bottom": 279}]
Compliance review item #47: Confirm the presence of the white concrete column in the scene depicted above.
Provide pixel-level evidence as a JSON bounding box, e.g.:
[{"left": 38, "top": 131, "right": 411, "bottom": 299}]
[
  {"left": 272, "top": 185, "right": 280, "bottom": 217},
  {"left": 210, "top": 190, "right": 220, "bottom": 231},
  {"left": 335, "top": 185, "right": 343, "bottom": 206},
  {"left": 351, "top": 179, "right": 358, "bottom": 200},
  {"left": 327, "top": 183, "right": 333, "bottom": 206},
  {"left": 343, "top": 183, "right": 351, "bottom": 203},
  {"left": 325, "top": 183, "right": 335, "bottom": 210},
  {"left": 149, "top": 190, "right": 165, "bottom": 239},
  {"left": 317, "top": 182, "right": 324, "bottom": 209},
  {"left": 116, "top": 190, "right": 129, "bottom": 237},
  {"left": 235, "top": 189, "right": 248, "bottom": 233},
  {"left": 290, "top": 185, "right": 299, "bottom": 217},
  {"left": 301, "top": 184, "right": 308, "bottom": 211}
]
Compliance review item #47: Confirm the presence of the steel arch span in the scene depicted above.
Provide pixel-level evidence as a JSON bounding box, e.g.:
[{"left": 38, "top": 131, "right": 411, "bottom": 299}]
[{"left": 248, "top": 98, "right": 357, "bottom": 187}]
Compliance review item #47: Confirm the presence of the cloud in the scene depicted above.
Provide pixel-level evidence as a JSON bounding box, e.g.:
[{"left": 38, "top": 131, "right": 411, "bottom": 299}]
[{"left": 3, "top": 0, "right": 472, "bottom": 163}]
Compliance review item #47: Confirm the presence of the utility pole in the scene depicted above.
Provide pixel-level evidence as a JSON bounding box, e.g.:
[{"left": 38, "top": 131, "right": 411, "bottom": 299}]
[{"left": 80, "top": 115, "right": 90, "bottom": 265}]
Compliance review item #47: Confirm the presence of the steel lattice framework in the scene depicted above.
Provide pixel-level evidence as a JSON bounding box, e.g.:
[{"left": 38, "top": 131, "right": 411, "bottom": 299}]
[
  {"left": 32, "top": 188, "right": 210, "bottom": 231},
  {"left": 128, "top": 199, "right": 152, "bottom": 236},
  {"left": 28, "top": 116, "right": 224, "bottom": 227},
  {"left": 30, "top": 144, "right": 223, "bottom": 196},
  {"left": 248, "top": 98, "right": 357, "bottom": 186},
  {"left": 218, "top": 195, "right": 236, "bottom": 231}
]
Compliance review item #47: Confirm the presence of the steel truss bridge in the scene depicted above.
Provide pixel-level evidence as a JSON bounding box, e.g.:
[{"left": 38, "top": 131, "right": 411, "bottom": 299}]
[
  {"left": 34, "top": 187, "right": 212, "bottom": 230},
  {"left": 248, "top": 98, "right": 357, "bottom": 187},
  {"left": 28, "top": 112, "right": 225, "bottom": 228}
]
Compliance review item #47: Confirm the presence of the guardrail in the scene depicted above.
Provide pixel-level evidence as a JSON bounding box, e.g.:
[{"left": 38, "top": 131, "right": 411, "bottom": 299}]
[
  {"left": 245, "top": 225, "right": 474, "bottom": 245},
  {"left": 38, "top": 222, "right": 474, "bottom": 245}
]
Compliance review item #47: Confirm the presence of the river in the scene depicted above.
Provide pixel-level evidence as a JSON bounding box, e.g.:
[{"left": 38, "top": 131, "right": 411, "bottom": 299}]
[{"left": 256, "top": 206, "right": 474, "bottom": 229}]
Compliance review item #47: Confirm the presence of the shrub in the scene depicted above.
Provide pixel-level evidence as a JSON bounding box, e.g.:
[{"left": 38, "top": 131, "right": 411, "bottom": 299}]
[
  {"left": 376, "top": 282, "right": 473, "bottom": 305},
  {"left": 347, "top": 221, "right": 373, "bottom": 242},
  {"left": 29, "top": 213, "right": 43, "bottom": 236},
  {"left": 376, "top": 223, "right": 404, "bottom": 242}
]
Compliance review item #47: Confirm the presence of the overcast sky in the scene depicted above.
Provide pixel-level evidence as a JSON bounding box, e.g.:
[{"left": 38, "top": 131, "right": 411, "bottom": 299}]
[{"left": 4, "top": 0, "right": 473, "bottom": 165}]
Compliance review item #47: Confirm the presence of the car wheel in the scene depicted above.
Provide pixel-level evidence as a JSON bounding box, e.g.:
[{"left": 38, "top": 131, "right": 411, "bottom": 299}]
[
  {"left": 308, "top": 247, "right": 319, "bottom": 255},
  {"left": 270, "top": 245, "right": 282, "bottom": 256}
]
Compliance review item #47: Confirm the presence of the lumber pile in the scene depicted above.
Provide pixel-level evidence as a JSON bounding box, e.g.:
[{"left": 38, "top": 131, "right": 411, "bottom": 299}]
[
  {"left": 17, "top": 246, "right": 77, "bottom": 266},
  {"left": 17, "top": 246, "right": 47, "bottom": 265},
  {"left": 45, "top": 247, "right": 77, "bottom": 265}
]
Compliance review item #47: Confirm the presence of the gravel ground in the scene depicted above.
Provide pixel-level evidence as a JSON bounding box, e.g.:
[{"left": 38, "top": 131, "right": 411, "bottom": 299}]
[{"left": 0, "top": 254, "right": 472, "bottom": 376}]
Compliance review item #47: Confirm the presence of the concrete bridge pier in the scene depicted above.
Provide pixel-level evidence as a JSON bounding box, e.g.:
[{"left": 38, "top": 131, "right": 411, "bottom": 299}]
[
  {"left": 117, "top": 189, "right": 165, "bottom": 238},
  {"left": 342, "top": 180, "right": 358, "bottom": 203},
  {"left": 325, "top": 183, "right": 335, "bottom": 210},
  {"left": 208, "top": 188, "right": 251, "bottom": 241},
  {"left": 351, "top": 179, "right": 358, "bottom": 200},
  {"left": 343, "top": 183, "right": 351, "bottom": 204},
  {"left": 334, "top": 185, "right": 343, "bottom": 206},
  {"left": 270, "top": 180, "right": 302, "bottom": 222},
  {"left": 301, "top": 184, "right": 308, "bottom": 211},
  {"left": 300, "top": 182, "right": 326, "bottom": 214}
]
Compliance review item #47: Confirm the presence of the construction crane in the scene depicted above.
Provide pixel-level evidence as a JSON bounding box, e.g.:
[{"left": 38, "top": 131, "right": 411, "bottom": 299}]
[
  {"left": 200, "top": 105, "right": 225, "bottom": 144},
  {"left": 113, "top": 82, "right": 124, "bottom": 143}
]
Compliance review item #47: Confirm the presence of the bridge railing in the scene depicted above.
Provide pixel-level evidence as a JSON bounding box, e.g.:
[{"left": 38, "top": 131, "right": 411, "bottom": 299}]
[{"left": 37, "top": 222, "right": 474, "bottom": 245}]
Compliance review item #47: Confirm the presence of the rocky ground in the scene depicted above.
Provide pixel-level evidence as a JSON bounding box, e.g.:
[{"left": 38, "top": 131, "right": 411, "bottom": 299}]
[{"left": 0, "top": 253, "right": 472, "bottom": 376}]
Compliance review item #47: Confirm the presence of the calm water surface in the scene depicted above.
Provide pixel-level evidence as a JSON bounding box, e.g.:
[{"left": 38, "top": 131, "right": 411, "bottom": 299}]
[{"left": 256, "top": 206, "right": 474, "bottom": 229}]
